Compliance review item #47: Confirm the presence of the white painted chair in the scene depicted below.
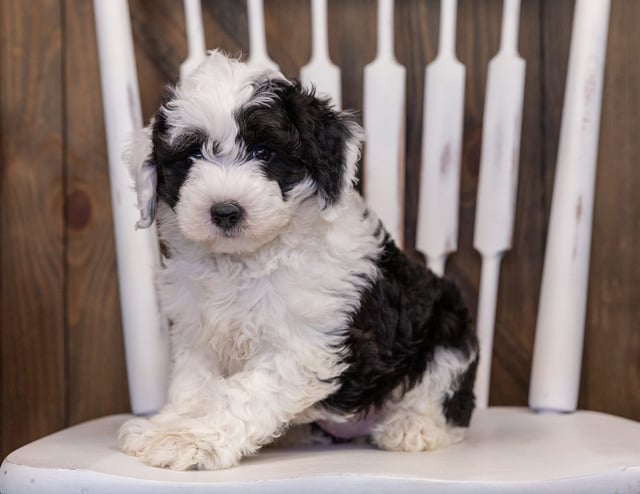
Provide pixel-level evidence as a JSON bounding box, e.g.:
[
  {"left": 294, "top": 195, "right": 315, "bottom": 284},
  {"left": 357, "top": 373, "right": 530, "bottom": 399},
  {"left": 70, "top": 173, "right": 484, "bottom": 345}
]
[{"left": 2, "top": 0, "right": 640, "bottom": 492}]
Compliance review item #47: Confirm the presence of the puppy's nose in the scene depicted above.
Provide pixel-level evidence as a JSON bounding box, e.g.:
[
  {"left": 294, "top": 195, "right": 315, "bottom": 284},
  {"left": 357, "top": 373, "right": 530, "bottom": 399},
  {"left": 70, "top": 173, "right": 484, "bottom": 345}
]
[{"left": 210, "top": 201, "right": 244, "bottom": 229}]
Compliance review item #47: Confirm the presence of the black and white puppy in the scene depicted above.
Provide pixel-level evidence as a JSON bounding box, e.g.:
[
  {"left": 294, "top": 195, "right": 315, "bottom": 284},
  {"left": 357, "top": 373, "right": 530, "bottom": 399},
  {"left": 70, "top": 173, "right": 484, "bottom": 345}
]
[{"left": 119, "top": 50, "right": 478, "bottom": 470}]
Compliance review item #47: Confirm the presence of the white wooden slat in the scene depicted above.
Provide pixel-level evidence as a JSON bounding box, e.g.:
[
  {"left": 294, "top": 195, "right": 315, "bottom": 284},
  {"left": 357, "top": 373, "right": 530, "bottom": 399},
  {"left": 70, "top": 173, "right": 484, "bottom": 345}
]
[
  {"left": 472, "top": 0, "right": 526, "bottom": 409},
  {"left": 180, "top": 0, "right": 207, "bottom": 80},
  {"left": 93, "top": 0, "right": 170, "bottom": 415},
  {"left": 529, "top": 0, "right": 611, "bottom": 413},
  {"left": 300, "top": 0, "right": 342, "bottom": 109},
  {"left": 246, "top": 0, "right": 279, "bottom": 71},
  {"left": 416, "top": 0, "right": 465, "bottom": 276},
  {"left": 363, "top": 0, "right": 406, "bottom": 247}
]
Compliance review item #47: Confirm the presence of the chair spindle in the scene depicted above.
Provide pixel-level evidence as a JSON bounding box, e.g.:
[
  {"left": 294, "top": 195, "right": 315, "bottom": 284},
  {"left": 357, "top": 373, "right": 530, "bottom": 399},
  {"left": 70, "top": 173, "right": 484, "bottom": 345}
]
[
  {"left": 93, "top": 0, "right": 169, "bottom": 415},
  {"left": 529, "top": 0, "right": 611, "bottom": 413},
  {"left": 363, "top": 0, "right": 406, "bottom": 247},
  {"left": 473, "top": 0, "right": 526, "bottom": 409},
  {"left": 416, "top": 0, "right": 465, "bottom": 277}
]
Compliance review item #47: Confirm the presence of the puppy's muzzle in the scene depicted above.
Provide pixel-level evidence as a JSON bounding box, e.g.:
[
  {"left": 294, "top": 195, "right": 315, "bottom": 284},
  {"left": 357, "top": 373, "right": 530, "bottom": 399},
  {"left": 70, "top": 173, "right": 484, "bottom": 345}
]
[{"left": 210, "top": 201, "right": 244, "bottom": 229}]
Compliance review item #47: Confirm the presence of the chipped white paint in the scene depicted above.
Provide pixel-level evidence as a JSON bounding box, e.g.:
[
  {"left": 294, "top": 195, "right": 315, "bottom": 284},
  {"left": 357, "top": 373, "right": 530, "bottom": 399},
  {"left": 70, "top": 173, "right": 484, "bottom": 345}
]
[
  {"left": 93, "top": 0, "right": 169, "bottom": 415},
  {"left": 363, "top": 0, "right": 406, "bottom": 247},
  {"left": 246, "top": 0, "right": 279, "bottom": 71},
  {"left": 300, "top": 0, "right": 341, "bottom": 109},
  {"left": 180, "top": 0, "right": 207, "bottom": 80},
  {"left": 473, "top": 0, "right": 526, "bottom": 409},
  {"left": 529, "top": 0, "right": 611, "bottom": 413},
  {"left": 416, "top": 0, "right": 465, "bottom": 276}
]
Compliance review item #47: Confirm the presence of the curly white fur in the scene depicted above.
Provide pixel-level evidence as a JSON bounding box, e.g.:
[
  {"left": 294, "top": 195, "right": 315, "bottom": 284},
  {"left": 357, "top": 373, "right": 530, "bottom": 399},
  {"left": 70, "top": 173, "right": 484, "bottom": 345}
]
[{"left": 119, "top": 51, "right": 474, "bottom": 470}]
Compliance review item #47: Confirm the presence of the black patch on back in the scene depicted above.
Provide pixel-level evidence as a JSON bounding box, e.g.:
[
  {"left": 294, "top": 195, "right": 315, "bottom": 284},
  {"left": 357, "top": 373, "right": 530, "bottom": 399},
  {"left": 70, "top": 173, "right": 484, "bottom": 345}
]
[
  {"left": 321, "top": 234, "right": 477, "bottom": 419},
  {"left": 237, "top": 79, "right": 356, "bottom": 204},
  {"left": 443, "top": 354, "right": 478, "bottom": 427}
]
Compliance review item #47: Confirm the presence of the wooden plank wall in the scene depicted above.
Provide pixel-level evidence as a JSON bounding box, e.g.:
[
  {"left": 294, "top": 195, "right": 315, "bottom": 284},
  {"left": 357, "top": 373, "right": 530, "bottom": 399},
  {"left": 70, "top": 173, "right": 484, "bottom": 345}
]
[{"left": 1, "top": 0, "right": 639, "bottom": 459}]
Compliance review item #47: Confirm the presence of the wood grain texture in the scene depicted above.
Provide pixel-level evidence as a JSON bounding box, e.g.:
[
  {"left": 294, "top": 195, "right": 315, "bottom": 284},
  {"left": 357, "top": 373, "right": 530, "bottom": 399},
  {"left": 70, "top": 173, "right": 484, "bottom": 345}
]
[
  {"left": 395, "top": 0, "right": 439, "bottom": 256},
  {"left": 488, "top": 0, "right": 547, "bottom": 407},
  {"left": 329, "top": 0, "right": 377, "bottom": 108},
  {"left": 0, "top": 0, "right": 66, "bottom": 455},
  {"left": 130, "top": 0, "right": 189, "bottom": 120},
  {"left": 264, "top": 0, "right": 311, "bottom": 77},
  {"left": 64, "top": 0, "right": 129, "bottom": 425},
  {"left": 452, "top": 0, "right": 500, "bottom": 393},
  {"left": 2, "top": 0, "right": 640, "bottom": 461},
  {"left": 581, "top": 0, "right": 640, "bottom": 419},
  {"left": 328, "top": 0, "right": 376, "bottom": 188}
]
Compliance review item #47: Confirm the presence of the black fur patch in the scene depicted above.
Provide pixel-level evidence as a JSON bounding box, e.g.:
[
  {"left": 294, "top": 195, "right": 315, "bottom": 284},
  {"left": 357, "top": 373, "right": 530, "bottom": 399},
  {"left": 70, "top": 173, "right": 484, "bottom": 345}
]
[
  {"left": 321, "top": 234, "right": 477, "bottom": 421},
  {"left": 150, "top": 94, "right": 206, "bottom": 209},
  {"left": 237, "top": 80, "right": 356, "bottom": 204},
  {"left": 443, "top": 354, "right": 478, "bottom": 427}
]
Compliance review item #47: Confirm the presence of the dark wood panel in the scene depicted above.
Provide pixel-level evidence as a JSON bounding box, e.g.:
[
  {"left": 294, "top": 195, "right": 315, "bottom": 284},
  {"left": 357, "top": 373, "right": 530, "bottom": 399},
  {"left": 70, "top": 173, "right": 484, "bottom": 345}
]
[
  {"left": 486, "top": 0, "right": 548, "bottom": 406},
  {"left": 447, "top": 0, "right": 502, "bottom": 315},
  {"left": 328, "top": 0, "right": 377, "bottom": 114},
  {"left": 395, "top": 0, "right": 440, "bottom": 255},
  {"left": 540, "top": 0, "right": 574, "bottom": 205},
  {"left": 453, "top": 0, "right": 503, "bottom": 399},
  {"left": 202, "top": 0, "right": 251, "bottom": 56},
  {"left": 265, "top": 0, "right": 311, "bottom": 77},
  {"left": 582, "top": 0, "right": 640, "bottom": 419},
  {"left": 130, "top": 0, "right": 189, "bottom": 120},
  {"left": 327, "top": 0, "right": 376, "bottom": 188},
  {"left": 64, "top": 0, "right": 129, "bottom": 425},
  {"left": 0, "top": 0, "right": 65, "bottom": 458}
]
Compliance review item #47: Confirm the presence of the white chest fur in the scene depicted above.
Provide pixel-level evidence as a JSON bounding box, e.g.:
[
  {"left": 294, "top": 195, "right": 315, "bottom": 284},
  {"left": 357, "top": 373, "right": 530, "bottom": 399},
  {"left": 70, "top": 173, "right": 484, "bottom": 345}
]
[{"left": 156, "top": 192, "right": 382, "bottom": 378}]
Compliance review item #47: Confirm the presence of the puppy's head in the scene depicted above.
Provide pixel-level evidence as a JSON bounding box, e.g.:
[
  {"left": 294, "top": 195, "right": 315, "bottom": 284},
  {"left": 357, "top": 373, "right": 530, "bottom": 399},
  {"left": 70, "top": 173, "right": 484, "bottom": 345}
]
[{"left": 128, "top": 50, "right": 363, "bottom": 254}]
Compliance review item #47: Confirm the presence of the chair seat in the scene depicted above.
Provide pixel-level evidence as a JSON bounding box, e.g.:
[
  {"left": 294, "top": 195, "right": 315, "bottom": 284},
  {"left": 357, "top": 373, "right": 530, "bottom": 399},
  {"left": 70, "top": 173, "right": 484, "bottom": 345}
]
[{"left": 2, "top": 407, "right": 640, "bottom": 493}]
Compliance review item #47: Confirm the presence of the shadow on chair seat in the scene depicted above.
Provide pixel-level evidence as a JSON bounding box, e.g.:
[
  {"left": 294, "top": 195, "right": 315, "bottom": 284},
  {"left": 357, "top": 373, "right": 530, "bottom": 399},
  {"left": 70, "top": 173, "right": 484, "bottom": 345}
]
[{"left": 3, "top": 407, "right": 640, "bottom": 493}]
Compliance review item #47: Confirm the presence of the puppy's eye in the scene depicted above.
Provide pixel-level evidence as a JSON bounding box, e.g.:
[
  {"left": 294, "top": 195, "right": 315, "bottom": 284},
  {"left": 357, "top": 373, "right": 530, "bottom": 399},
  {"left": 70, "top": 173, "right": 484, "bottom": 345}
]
[
  {"left": 251, "top": 146, "right": 273, "bottom": 161},
  {"left": 190, "top": 150, "right": 204, "bottom": 160}
]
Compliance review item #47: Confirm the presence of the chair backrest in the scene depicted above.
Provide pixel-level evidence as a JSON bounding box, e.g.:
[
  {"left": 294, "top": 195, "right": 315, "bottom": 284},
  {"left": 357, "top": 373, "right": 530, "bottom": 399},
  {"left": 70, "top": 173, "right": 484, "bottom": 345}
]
[{"left": 93, "top": 0, "right": 611, "bottom": 416}]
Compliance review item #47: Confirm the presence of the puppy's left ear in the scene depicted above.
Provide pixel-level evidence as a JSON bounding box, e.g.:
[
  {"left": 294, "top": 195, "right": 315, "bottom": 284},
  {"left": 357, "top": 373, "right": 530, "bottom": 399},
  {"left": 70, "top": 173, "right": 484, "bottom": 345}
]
[
  {"left": 124, "top": 125, "right": 157, "bottom": 229},
  {"left": 287, "top": 84, "right": 364, "bottom": 220}
]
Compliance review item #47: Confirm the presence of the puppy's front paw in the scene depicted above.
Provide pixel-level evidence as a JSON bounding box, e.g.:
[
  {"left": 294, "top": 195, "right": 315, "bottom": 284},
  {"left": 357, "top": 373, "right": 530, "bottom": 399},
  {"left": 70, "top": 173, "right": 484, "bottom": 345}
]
[
  {"left": 119, "top": 419, "right": 240, "bottom": 471},
  {"left": 118, "top": 417, "right": 158, "bottom": 457},
  {"left": 371, "top": 414, "right": 464, "bottom": 452},
  {"left": 139, "top": 429, "right": 239, "bottom": 471}
]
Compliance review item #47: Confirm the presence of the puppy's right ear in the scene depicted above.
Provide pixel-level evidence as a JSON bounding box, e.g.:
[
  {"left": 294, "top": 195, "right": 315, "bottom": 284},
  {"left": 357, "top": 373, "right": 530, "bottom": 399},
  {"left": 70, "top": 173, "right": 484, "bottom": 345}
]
[{"left": 124, "top": 125, "right": 157, "bottom": 229}]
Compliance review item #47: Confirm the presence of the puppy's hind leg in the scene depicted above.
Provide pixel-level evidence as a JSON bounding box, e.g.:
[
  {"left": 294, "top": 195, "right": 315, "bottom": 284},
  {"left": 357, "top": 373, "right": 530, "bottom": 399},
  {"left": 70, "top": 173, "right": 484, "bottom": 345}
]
[{"left": 371, "top": 348, "right": 478, "bottom": 452}]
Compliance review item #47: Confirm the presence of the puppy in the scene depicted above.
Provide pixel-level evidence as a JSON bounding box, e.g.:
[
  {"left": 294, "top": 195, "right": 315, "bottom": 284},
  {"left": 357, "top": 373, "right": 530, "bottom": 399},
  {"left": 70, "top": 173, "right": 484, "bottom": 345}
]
[{"left": 119, "top": 50, "right": 478, "bottom": 470}]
